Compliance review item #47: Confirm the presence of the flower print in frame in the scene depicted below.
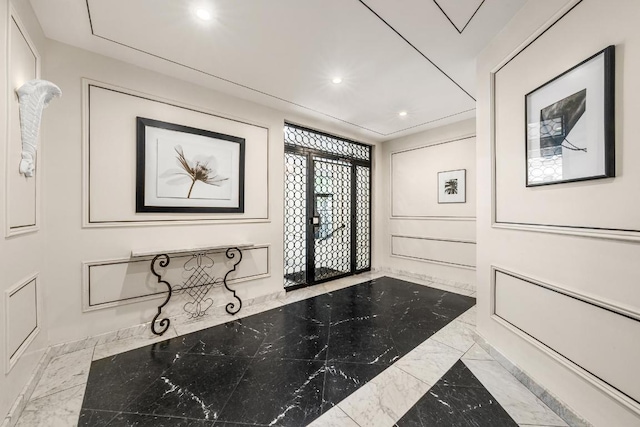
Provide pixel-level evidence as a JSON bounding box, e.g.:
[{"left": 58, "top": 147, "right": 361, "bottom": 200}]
[{"left": 136, "top": 117, "right": 245, "bottom": 213}]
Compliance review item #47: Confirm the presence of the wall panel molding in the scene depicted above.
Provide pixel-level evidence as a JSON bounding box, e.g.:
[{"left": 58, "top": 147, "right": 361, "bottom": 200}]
[
  {"left": 82, "top": 245, "right": 271, "bottom": 312},
  {"left": 390, "top": 216, "right": 476, "bottom": 222},
  {"left": 391, "top": 234, "right": 476, "bottom": 269},
  {"left": 491, "top": 266, "right": 640, "bottom": 415},
  {"left": 4, "top": 273, "right": 40, "bottom": 373},
  {"left": 489, "top": 0, "right": 640, "bottom": 242},
  {"left": 81, "top": 79, "right": 271, "bottom": 227},
  {"left": 5, "top": 4, "right": 41, "bottom": 237},
  {"left": 390, "top": 134, "right": 476, "bottom": 219}
]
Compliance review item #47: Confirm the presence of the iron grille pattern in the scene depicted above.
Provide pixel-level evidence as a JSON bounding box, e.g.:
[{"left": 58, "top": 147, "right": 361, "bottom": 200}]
[
  {"left": 173, "top": 253, "right": 218, "bottom": 319},
  {"left": 313, "top": 158, "right": 352, "bottom": 281},
  {"left": 528, "top": 147, "right": 563, "bottom": 184},
  {"left": 284, "top": 125, "right": 370, "bottom": 161},
  {"left": 284, "top": 152, "right": 307, "bottom": 286},
  {"left": 355, "top": 166, "right": 371, "bottom": 271}
]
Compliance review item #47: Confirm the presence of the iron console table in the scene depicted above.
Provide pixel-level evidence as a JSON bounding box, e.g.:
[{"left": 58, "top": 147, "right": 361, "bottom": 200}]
[{"left": 130, "top": 243, "right": 253, "bottom": 336}]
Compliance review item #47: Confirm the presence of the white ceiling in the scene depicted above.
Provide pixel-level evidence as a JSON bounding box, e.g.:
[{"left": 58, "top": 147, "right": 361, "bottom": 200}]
[{"left": 30, "top": 0, "right": 527, "bottom": 142}]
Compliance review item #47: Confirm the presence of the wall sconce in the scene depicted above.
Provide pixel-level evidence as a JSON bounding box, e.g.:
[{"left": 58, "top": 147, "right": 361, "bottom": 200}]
[{"left": 16, "top": 79, "right": 62, "bottom": 177}]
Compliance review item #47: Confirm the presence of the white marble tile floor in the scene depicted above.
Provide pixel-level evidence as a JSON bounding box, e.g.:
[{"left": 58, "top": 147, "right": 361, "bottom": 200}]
[
  {"left": 15, "top": 384, "right": 86, "bottom": 427},
  {"left": 338, "top": 365, "right": 431, "bottom": 427},
  {"left": 308, "top": 407, "right": 360, "bottom": 427},
  {"left": 430, "top": 319, "right": 477, "bottom": 352},
  {"left": 464, "top": 359, "right": 569, "bottom": 427},
  {"left": 30, "top": 348, "right": 93, "bottom": 400},
  {"left": 394, "top": 339, "right": 463, "bottom": 386}
]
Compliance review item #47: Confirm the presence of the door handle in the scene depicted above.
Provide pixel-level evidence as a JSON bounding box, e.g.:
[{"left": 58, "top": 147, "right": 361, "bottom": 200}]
[{"left": 318, "top": 224, "right": 345, "bottom": 241}]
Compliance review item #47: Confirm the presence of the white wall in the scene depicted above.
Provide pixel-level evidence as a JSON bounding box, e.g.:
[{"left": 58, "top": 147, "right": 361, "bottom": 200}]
[
  {"left": 39, "top": 39, "right": 379, "bottom": 346},
  {"left": 379, "top": 118, "right": 476, "bottom": 288},
  {"left": 0, "top": 0, "right": 49, "bottom": 420},
  {"left": 477, "top": 0, "right": 640, "bottom": 425}
]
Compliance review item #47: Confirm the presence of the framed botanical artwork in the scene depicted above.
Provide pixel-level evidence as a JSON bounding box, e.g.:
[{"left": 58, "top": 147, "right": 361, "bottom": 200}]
[
  {"left": 438, "top": 169, "right": 466, "bottom": 204},
  {"left": 136, "top": 117, "right": 245, "bottom": 213},
  {"left": 525, "top": 45, "right": 615, "bottom": 187}
]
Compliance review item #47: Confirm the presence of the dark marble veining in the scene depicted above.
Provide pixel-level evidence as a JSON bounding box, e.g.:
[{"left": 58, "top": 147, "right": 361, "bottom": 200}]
[
  {"left": 322, "top": 361, "right": 389, "bottom": 412},
  {"left": 80, "top": 276, "right": 475, "bottom": 426},
  {"left": 396, "top": 360, "right": 518, "bottom": 427}
]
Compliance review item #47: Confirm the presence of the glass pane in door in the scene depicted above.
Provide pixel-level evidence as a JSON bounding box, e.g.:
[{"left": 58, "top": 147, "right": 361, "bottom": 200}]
[
  {"left": 283, "top": 152, "right": 307, "bottom": 287},
  {"left": 355, "top": 165, "right": 371, "bottom": 271},
  {"left": 312, "top": 157, "right": 352, "bottom": 282}
]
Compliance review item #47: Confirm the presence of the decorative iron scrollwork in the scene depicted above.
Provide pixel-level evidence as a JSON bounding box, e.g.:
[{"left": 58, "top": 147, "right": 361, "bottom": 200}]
[
  {"left": 148, "top": 248, "right": 245, "bottom": 336},
  {"left": 150, "top": 254, "right": 172, "bottom": 336},
  {"left": 223, "top": 247, "right": 243, "bottom": 315},
  {"left": 174, "top": 252, "right": 219, "bottom": 319}
]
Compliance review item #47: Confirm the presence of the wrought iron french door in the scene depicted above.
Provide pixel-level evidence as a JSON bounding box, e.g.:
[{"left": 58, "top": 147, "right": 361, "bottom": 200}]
[{"left": 284, "top": 124, "right": 371, "bottom": 290}]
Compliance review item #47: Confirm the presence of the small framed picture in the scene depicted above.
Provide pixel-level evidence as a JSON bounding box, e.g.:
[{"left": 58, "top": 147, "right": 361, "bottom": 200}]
[
  {"left": 525, "top": 45, "right": 615, "bottom": 186},
  {"left": 438, "top": 169, "right": 466, "bottom": 204},
  {"left": 136, "top": 117, "right": 245, "bottom": 213}
]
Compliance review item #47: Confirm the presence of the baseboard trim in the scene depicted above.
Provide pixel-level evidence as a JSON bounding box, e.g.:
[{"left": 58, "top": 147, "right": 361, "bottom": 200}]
[
  {"left": 2, "top": 347, "right": 58, "bottom": 427},
  {"left": 380, "top": 266, "right": 476, "bottom": 294},
  {"left": 474, "top": 333, "right": 593, "bottom": 427}
]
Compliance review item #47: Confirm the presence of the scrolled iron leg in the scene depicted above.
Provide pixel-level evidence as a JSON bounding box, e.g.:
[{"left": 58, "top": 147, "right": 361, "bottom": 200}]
[
  {"left": 150, "top": 254, "right": 172, "bottom": 336},
  {"left": 223, "top": 247, "right": 243, "bottom": 315}
]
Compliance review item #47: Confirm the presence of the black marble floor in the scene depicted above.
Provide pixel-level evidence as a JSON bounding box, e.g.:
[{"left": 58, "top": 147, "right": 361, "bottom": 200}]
[
  {"left": 396, "top": 360, "right": 518, "bottom": 427},
  {"left": 79, "top": 276, "right": 475, "bottom": 426}
]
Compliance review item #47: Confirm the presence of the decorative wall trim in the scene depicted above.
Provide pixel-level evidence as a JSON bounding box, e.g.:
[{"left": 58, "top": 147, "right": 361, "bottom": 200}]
[
  {"left": 5, "top": 4, "right": 40, "bottom": 237},
  {"left": 389, "top": 216, "right": 476, "bottom": 222},
  {"left": 390, "top": 234, "right": 476, "bottom": 269},
  {"left": 473, "top": 333, "right": 593, "bottom": 427},
  {"left": 379, "top": 266, "right": 475, "bottom": 294},
  {"left": 81, "top": 78, "right": 271, "bottom": 227},
  {"left": 488, "top": 0, "right": 640, "bottom": 242},
  {"left": 82, "top": 245, "right": 271, "bottom": 312},
  {"left": 84, "top": 0, "right": 473, "bottom": 136},
  {"left": 490, "top": 265, "right": 640, "bottom": 415},
  {"left": 4, "top": 273, "right": 40, "bottom": 373},
  {"left": 390, "top": 134, "right": 475, "bottom": 219},
  {"left": 433, "top": 0, "right": 485, "bottom": 35}
]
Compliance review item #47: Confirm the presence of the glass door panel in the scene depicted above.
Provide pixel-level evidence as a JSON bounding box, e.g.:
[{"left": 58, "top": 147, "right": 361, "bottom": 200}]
[
  {"left": 312, "top": 157, "right": 352, "bottom": 282},
  {"left": 283, "top": 152, "right": 308, "bottom": 287}
]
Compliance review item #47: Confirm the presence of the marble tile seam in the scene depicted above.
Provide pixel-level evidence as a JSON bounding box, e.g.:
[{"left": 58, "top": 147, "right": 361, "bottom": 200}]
[
  {"left": 336, "top": 365, "right": 431, "bottom": 427},
  {"left": 15, "top": 274, "right": 460, "bottom": 426},
  {"left": 24, "top": 381, "right": 88, "bottom": 406},
  {"left": 28, "top": 347, "right": 95, "bottom": 403},
  {"left": 49, "top": 272, "right": 408, "bottom": 361},
  {"left": 380, "top": 268, "right": 476, "bottom": 294},
  {"left": 463, "top": 359, "right": 569, "bottom": 427},
  {"left": 326, "top": 329, "right": 474, "bottom": 426},
  {"left": 307, "top": 406, "right": 362, "bottom": 427},
  {"left": 2, "top": 346, "right": 56, "bottom": 427},
  {"left": 14, "top": 383, "right": 86, "bottom": 427}
]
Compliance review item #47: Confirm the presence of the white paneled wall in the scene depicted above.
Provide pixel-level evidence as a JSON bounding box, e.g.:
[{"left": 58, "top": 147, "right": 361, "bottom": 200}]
[
  {"left": 381, "top": 118, "right": 476, "bottom": 288},
  {"left": 493, "top": 268, "right": 640, "bottom": 406},
  {"left": 5, "top": 275, "right": 39, "bottom": 371},
  {"left": 6, "top": 10, "right": 39, "bottom": 235},
  {"left": 0, "top": 0, "right": 50, "bottom": 422},
  {"left": 477, "top": 1, "right": 640, "bottom": 425}
]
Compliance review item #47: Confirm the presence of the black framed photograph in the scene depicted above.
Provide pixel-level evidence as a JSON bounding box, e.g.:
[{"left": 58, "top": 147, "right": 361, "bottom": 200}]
[
  {"left": 525, "top": 45, "right": 615, "bottom": 187},
  {"left": 438, "top": 169, "right": 466, "bottom": 204},
  {"left": 136, "top": 117, "right": 245, "bottom": 213}
]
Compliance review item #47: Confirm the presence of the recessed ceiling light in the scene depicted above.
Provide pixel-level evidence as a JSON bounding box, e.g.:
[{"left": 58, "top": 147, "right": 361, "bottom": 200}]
[
  {"left": 332, "top": 77, "right": 343, "bottom": 84},
  {"left": 196, "top": 9, "right": 212, "bottom": 20},
  {"left": 398, "top": 111, "right": 408, "bottom": 117}
]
